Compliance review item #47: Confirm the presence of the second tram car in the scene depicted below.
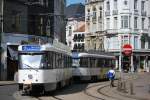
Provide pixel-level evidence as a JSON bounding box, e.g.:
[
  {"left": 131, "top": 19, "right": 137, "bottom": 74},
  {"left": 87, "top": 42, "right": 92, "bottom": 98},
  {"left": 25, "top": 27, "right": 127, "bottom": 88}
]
[
  {"left": 18, "top": 42, "right": 72, "bottom": 94},
  {"left": 72, "top": 52, "right": 116, "bottom": 81}
]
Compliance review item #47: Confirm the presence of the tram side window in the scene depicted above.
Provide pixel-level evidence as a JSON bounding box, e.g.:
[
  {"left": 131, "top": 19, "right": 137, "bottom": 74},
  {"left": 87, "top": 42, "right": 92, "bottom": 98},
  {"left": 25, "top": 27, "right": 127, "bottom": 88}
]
[
  {"left": 105, "top": 59, "right": 111, "bottom": 68},
  {"left": 80, "top": 57, "right": 88, "bottom": 67},
  {"left": 64, "top": 55, "right": 67, "bottom": 68},
  {"left": 62, "top": 54, "right": 64, "bottom": 68},
  {"left": 48, "top": 52, "right": 53, "bottom": 69},
  {"left": 58, "top": 53, "right": 62, "bottom": 68},
  {"left": 53, "top": 52, "right": 57, "bottom": 69},
  {"left": 97, "top": 58, "right": 104, "bottom": 68},
  {"left": 90, "top": 58, "right": 96, "bottom": 68},
  {"left": 69, "top": 56, "right": 72, "bottom": 68}
]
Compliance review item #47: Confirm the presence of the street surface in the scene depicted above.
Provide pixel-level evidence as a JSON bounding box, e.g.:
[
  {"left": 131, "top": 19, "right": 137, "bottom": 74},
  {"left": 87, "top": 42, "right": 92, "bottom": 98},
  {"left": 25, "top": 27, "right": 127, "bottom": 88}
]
[
  {"left": 0, "top": 84, "right": 18, "bottom": 100},
  {"left": 0, "top": 72, "right": 149, "bottom": 100}
]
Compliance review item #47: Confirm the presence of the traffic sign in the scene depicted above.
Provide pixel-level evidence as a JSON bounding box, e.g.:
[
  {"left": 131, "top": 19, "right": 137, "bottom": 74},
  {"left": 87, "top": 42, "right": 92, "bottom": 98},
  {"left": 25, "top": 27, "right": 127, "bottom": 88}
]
[{"left": 122, "top": 44, "right": 132, "bottom": 56}]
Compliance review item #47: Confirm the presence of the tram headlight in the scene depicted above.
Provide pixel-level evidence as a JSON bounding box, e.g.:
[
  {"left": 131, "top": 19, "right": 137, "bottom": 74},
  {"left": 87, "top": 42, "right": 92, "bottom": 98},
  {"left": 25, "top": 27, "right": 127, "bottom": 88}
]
[{"left": 28, "top": 74, "right": 33, "bottom": 79}]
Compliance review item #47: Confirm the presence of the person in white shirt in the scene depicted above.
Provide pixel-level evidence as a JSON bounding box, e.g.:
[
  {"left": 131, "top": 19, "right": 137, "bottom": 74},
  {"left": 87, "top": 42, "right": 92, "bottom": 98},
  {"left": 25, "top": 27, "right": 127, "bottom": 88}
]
[{"left": 107, "top": 67, "right": 115, "bottom": 87}]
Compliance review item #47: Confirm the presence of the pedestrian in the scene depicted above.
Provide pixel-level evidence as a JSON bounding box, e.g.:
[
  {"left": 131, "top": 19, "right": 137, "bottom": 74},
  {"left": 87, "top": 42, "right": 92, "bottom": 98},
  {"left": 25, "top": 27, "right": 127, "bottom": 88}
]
[{"left": 107, "top": 67, "right": 115, "bottom": 87}]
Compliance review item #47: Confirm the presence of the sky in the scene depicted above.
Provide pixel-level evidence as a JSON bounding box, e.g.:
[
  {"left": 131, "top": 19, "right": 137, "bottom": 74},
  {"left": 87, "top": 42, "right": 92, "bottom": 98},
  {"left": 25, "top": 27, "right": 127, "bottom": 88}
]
[{"left": 67, "top": 0, "right": 85, "bottom": 6}]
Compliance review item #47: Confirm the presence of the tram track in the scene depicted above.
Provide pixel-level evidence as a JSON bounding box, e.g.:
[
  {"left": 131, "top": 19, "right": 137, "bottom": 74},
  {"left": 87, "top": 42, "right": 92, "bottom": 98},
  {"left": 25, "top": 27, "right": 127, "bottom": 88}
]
[
  {"left": 83, "top": 82, "right": 108, "bottom": 100},
  {"left": 15, "top": 73, "right": 139, "bottom": 100},
  {"left": 83, "top": 73, "right": 139, "bottom": 100}
]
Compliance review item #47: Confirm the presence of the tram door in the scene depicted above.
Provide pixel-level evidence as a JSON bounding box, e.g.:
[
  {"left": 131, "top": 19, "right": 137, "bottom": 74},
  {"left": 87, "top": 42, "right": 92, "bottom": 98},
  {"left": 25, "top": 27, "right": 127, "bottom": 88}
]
[
  {"left": 122, "top": 56, "right": 130, "bottom": 72},
  {"left": 7, "top": 45, "right": 18, "bottom": 80}
]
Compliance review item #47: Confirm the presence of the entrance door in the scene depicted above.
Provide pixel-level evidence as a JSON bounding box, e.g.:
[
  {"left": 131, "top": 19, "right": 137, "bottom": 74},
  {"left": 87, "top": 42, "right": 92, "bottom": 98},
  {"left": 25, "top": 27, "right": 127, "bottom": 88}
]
[
  {"left": 7, "top": 45, "right": 18, "bottom": 80},
  {"left": 122, "top": 56, "right": 130, "bottom": 72}
]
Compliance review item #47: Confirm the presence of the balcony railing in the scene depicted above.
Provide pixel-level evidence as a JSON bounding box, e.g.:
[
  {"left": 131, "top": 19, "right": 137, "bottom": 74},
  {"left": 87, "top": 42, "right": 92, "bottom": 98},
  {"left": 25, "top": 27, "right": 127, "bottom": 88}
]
[
  {"left": 92, "top": 17, "right": 97, "bottom": 23},
  {"left": 134, "top": 9, "right": 139, "bottom": 15},
  {"left": 113, "top": 10, "right": 118, "bottom": 15},
  {"left": 86, "top": 17, "right": 90, "bottom": 22},
  {"left": 105, "top": 11, "right": 110, "bottom": 16},
  {"left": 141, "top": 11, "right": 147, "bottom": 16},
  {"left": 98, "top": 16, "right": 102, "bottom": 23}
]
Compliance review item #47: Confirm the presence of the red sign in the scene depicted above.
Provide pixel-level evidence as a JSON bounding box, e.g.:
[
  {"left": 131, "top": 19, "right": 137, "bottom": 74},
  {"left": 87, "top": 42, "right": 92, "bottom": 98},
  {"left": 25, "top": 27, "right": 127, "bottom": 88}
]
[{"left": 122, "top": 44, "right": 132, "bottom": 56}]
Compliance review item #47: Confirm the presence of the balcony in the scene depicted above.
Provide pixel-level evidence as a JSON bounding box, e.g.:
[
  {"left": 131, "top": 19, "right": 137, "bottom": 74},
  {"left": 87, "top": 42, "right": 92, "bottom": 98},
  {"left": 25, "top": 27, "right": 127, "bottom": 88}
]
[
  {"left": 105, "top": 29, "right": 119, "bottom": 34},
  {"left": 105, "top": 11, "right": 110, "bottom": 16},
  {"left": 141, "top": 11, "right": 147, "bottom": 16},
  {"left": 98, "top": 16, "right": 102, "bottom": 23},
  {"left": 86, "top": 17, "right": 90, "bottom": 22},
  {"left": 92, "top": 17, "right": 97, "bottom": 24},
  {"left": 113, "top": 10, "right": 118, "bottom": 15},
  {"left": 134, "top": 10, "right": 139, "bottom": 15}
]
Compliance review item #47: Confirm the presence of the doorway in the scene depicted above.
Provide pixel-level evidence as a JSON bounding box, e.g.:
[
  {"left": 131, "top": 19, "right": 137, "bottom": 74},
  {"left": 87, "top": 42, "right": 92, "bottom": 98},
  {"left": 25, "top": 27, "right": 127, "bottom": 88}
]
[{"left": 7, "top": 45, "right": 18, "bottom": 80}]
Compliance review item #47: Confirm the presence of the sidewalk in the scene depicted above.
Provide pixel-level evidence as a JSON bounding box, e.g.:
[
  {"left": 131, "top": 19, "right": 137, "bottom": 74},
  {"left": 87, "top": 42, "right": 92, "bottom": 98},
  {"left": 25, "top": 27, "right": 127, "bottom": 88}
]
[
  {"left": 0, "top": 81, "right": 16, "bottom": 86},
  {"left": 115, "top": 72, "right": 150, "bottom": 100}
]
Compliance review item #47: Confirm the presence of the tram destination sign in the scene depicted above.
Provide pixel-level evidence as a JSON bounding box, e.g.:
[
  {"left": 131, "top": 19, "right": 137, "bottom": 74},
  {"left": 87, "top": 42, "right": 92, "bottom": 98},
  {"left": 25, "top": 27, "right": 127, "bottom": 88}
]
[{"left": 22, "top": 45, "right": 41, "bottom": 51}]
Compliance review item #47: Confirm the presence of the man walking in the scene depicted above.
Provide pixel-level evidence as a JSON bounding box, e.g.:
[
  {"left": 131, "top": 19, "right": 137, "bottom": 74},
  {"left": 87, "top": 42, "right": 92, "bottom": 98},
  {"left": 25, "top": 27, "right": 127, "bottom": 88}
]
[{"left": 107, "top": 67, "right": 115, "bottom": 87}]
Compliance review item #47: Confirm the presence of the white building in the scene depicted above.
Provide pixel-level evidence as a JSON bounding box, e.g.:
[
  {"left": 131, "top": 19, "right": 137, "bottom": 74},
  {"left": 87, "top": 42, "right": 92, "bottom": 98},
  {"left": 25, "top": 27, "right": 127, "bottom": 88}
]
[
  {"left": 66, "top": 19, "right": 85, "bottom": 51},
  {"left": 104, "top": 0, "right": 150, "bottom": 72},
  {"left": 85, "top": 0, "right": 105, "bottom": 51}
]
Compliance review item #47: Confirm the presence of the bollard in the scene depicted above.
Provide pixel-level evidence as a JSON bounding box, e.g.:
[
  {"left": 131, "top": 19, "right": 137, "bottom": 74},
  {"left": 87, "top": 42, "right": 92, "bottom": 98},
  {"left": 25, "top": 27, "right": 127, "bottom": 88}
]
[
  {"left": 148, "top": 84, "right": 150, "bottom": 93},
  {"left": 117, "top": 79, "right": 121, "bottom": 91},
  {"left": 130, "top": 82, "right": 134, "bottom": 95},
  {"left": 122, "top": 81, "right": 127, "bottom": 93}
]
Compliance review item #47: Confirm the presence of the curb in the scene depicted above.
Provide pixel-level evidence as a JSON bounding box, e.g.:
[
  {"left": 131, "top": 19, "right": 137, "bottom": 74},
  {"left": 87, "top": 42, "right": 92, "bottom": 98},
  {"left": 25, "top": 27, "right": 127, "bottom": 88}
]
[{"left": 0, "top": 82, "right": 17, "bottom": 86}]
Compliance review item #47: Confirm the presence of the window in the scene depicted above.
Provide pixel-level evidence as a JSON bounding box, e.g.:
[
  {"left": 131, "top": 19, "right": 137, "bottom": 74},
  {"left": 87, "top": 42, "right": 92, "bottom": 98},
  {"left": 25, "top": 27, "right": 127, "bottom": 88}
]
[
  {"left": 48, "top": 52, "right": 53, "bottom": 69},
  {"left": 142, "top": 18, "right": 145, "bottom": 29},
  {"left": 124, "top": 0, "right": 128, "bottom": 5},
  {"left": 149, "top": 17, "right": 150, "bottom": 27},
  {"left": 99, "top": 7, "right": 102, "bottom": 18},
  {"left": 134, "top": 17, "right": 138, "bottom": 29},
  {"left": 114, "top": 17, "right": 118, "bottom": 29},
  {"left": 80, "top": 57, "right": 88, "bottom": 67},
  {"left": 106, "top": 18, "right": 110, "bottom": 29},
  {"left": 92, "top": 7, "right": 97, "bottom": 20},
  {"left": 68, "top": 26, "right": 72, "bottom": 36},
  {"left": 134, "top": 0, "right": 138, "bottom": 10},
  {"left": 124, "top": 35, "right": 128, "bottom": 45},
  {"left": 90, "top": 58, "right": 96, "bottom": 68},
  {"left": 134, "top": 36, "right": 138, "bottom": 49},
  {"left": 106, "top": 1, "right": 110, "bottom": 10},
  {"left": 114, "top": 0, "right": 118, "bottom": 10},
  {"left": 87, "top": 9, "right": 90, "bottom": 21},
  {"left": 141, "top": 1, "right": 145, "bottom": 11},
  {"left": 121, "top": 16, "right": 129, "bottom": 29}
]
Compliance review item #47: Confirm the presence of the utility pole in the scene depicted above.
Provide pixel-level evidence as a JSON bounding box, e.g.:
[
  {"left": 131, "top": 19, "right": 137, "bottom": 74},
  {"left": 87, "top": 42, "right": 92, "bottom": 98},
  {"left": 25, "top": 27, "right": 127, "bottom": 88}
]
[
  {"left": 0, "top": 0, "right": 4, "bottom": 80},
  {"left": 119, "top": 35, "right": 122, "bottom": 72}
]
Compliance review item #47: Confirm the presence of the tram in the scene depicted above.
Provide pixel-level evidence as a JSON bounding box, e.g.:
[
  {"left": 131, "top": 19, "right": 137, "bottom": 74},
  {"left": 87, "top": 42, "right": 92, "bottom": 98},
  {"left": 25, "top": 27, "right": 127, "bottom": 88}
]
[
  {"left": 72, "top": 52, "right": 116, "bottom": 81},
  {"left": 18, "top": 42, "right": 72, "bottom": 94}
]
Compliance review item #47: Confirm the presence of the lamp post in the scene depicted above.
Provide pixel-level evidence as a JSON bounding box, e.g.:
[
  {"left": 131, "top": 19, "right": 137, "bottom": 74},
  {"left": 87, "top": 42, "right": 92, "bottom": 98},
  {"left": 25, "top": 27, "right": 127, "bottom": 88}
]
[{"left": 119, "top": 35, "right": 122, "bottom": 72}]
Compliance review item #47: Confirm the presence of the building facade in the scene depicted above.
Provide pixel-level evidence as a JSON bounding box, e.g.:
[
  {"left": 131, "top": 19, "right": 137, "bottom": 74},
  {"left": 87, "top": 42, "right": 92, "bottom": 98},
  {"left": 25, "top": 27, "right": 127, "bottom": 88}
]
[
  {"left": 85, "top": 0, "right": 150, "bottom": 72},
  {"left": 0, "top": 0, "right": 66, "bottom": 80},
  {"left": 66, "top": 19, "right": 85, "bottom": 52},
  {"left": 85, "top": 0, "right": 105, "bottom": 51},
  {"left": 104, "top": 0, "right": 150, "bottom": 72}
]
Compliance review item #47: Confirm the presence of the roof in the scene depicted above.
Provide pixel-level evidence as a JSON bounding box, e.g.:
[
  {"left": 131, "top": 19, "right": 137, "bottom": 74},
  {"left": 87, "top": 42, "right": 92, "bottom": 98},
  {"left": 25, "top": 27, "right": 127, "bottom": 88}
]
[
  {"left": 65, "top": 3, "right": 85, "bottom": 21},
  {"left": 74, "top": 23, "right": 85, "bottom": 32}
]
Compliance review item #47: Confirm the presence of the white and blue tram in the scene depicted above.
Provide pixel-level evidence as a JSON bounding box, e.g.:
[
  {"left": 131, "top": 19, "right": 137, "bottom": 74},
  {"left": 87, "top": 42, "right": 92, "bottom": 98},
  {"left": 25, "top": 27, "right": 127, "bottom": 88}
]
[
  {"left": 72, "top": 52, "right": 116, "bottom": 81},
  {"left": 18, "top": 43, "right": 72, "bottom": 93}
]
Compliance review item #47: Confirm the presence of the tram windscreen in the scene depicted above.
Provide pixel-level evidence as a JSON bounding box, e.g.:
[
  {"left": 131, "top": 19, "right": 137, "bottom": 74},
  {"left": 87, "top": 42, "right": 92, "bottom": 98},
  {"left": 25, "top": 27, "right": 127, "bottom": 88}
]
[
  {"left": 72, "top": 58, "right": 80, "bottom": 67},
  {"left": 19, "top": 53, "right": 47, "bottom": 69}
]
